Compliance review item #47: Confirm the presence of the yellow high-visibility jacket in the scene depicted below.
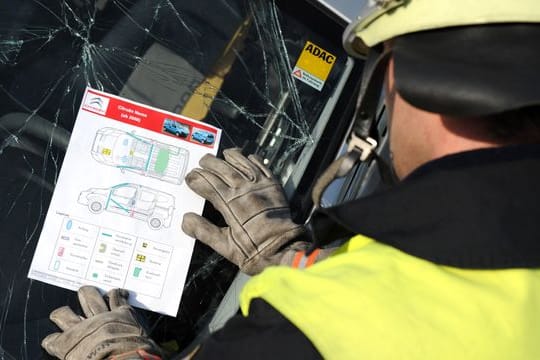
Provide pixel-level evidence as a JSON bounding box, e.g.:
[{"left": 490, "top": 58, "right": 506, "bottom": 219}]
[{"left": 241, "top": 234, "right": 540, "bottom": 359}]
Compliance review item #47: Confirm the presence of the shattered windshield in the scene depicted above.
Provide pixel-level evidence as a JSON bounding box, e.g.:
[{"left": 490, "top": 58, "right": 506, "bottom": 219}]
[{"left": 0, "top": 0, "right": 354, "bottom": 357}]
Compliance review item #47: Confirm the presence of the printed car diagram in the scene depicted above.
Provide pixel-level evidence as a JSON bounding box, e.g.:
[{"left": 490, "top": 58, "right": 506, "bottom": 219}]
[
  {"left": 91, "top": 127, "right": 189, "bottom": 184},
  {"left": 78, "top": 183, "right": 175, "bottom": 230}
]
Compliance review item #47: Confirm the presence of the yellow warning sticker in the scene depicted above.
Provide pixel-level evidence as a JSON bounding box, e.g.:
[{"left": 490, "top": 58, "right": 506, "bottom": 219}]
[{"left": 292, "top": 41, "right": 337, "bottom": 91}]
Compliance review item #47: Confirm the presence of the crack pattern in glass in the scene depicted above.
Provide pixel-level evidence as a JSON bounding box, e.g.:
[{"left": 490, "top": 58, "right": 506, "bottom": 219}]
[{"left": 0, "top": 0, "right": 350, "bottom": 357}]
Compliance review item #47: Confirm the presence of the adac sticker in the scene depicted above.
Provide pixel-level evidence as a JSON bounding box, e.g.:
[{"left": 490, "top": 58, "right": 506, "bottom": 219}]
[{"left": 292, "top": 41, "right": 337, "bottom": 91}]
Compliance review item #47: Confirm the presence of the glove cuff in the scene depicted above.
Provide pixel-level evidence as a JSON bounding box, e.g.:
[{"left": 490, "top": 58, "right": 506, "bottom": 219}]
[{"left": 108, "top": 349, "right": 162, "bottom": 360}]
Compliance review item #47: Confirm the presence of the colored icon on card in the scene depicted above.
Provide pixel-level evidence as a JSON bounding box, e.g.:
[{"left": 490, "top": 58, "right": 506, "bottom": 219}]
[
  {"left": 99, "top": 243, "right": 107, "bottom": 253},
  {"left": 92, "top": 273, "right": 99, "bottom": 279},
  {"left": 57, "top": 247, "right": 65, "bottom": 257},
  {"left": 136, "top": 254, "right": 146, "bottom": 263},
  {"left": 54, "top": 261, "right": 60, "bottom": 270},
  {"left": 142, "top": 242, "right": 148, "bottom": 248},
  {"left": 133, "top": 267, "right": 142, "bottom": 278},
  {"left": 66, "top": 220, "right": 73, "bottom": 230}
]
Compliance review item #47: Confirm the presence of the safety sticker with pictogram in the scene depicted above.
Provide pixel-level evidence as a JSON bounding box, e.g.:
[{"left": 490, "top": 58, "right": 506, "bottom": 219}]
[{"left": 292, "top": 41, "right": 337, "bottom": 91}]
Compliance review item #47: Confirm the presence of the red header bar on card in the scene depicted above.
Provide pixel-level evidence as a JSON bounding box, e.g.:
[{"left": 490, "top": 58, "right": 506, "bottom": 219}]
[{"left": 81, "top": 89, "right": 218, "bottom": 148}]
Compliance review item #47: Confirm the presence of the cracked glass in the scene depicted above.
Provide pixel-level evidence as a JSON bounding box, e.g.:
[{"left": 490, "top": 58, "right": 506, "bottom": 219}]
[{"left": 0, "top": 0, "right": 355, "bottom": 357}]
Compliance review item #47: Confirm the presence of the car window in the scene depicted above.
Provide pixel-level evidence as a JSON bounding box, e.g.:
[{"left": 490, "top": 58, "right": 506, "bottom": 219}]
[
  {"left": 139, "top": 190, "right": 155, "bottom": 202},
  {"left": 0, "top": 0, "right": 360, "bottom": 357},
  {"left": 113, "top": 186, "right": 137, "bottom": 198}
]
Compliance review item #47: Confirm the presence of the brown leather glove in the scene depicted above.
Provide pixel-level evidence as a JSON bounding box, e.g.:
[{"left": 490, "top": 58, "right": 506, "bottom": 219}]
[
  {"left": 42, "top": 286, "right": 162, "bottom": 360},
  {"left": 182, "top": 148, "right": 331, "bottom": 275}
]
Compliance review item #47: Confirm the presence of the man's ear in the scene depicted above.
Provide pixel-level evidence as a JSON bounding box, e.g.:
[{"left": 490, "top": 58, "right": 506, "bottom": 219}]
[{"left": 384, "top": 57, "right": 396, "bottom": 116}]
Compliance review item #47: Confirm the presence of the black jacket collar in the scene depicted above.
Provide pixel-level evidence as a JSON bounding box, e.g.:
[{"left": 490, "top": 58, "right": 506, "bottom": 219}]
[{"left": 312, "top": 145, "right": 540, "bottom": 269}]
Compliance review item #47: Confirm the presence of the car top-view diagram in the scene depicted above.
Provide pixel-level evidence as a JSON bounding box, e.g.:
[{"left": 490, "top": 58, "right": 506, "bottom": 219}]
[
  {"left": 78, "top": 183, "right": 175, "bottom": 230},
  {"left": 91, "top": 127, "right": 189, "bottom": 184}
]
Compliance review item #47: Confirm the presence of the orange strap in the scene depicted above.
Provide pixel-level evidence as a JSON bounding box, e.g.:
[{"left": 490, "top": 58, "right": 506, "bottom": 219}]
[
  {"left": 291, "top": 249, "right": 321, "bottom": 269},
  {"left": 108, "top": 349, "right": 162, "bottom": 360}
]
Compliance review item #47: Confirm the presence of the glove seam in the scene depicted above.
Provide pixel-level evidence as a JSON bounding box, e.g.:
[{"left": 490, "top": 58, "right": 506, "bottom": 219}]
[
  {"left": 89, "top": 336, "right": 159, "bottom": 360},
  {"left": 240, "top": 205, "right": 291, "bottom": 227},
  {"left": 242, "top": 225, "right": 305, "bottom": 269},
  {"left": 228, "top": 182, "right": 288, "bottom": 250},
  {"left": 227, "top": 226, "right": 250, "bottom": 258},
  {"left": 223, "top": 148, "right": 259, "bottom": 182},
  {"left": 221, "top": 158, "right": 257, "bottom": 183},
  {"left": 198, "top": 164, "right": 245, "bottom": 188},
  {"left": 227, "top": 183, "right": 280, "bottom": 203}
]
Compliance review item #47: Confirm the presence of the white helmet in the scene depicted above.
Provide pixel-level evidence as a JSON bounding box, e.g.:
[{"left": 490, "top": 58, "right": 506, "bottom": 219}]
[{"left": 343, "top": 0, "right": 540, "bottom": 117}]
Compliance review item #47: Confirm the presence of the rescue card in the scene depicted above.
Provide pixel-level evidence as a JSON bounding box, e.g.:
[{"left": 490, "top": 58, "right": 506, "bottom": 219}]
[{"left": 28, "top": 87, "right": 221, "bottom": 316}]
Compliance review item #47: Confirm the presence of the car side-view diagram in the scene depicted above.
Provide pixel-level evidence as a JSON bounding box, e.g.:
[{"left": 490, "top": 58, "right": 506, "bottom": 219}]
[
  {"left": 163, "top": 119, "right": 190, "bottom": 138},
  {"left": 77, "top": 183, "right": 175, "bottom": 230},
  {"left": 191, "top": 130, "right": 215, "bottom": 145},
  {"left": 91, "top": 127, "right": 189, "bottom": 184}
]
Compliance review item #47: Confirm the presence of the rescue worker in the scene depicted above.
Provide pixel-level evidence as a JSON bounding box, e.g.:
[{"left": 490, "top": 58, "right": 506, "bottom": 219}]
[{"left": 41, "top": 0, "right": 540, "bottom": 359}]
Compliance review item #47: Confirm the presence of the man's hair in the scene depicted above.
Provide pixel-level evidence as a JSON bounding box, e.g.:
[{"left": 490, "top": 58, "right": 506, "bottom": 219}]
[{"left": 486, "top": 106, "right": 540, "bottom": 143}]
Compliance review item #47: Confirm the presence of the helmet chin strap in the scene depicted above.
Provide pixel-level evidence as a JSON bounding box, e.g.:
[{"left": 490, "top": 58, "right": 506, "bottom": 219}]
[
  {"left": 305, "top": 49, "right": 396, "bottom": 254},
  {"left": 311, "top": 48, "right": 396, "bottom": 209}
]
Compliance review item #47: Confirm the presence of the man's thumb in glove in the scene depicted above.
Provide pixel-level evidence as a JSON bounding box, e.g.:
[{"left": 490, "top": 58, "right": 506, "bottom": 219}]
[
  {"left": 182, "top": 212, "right": 235, "bottom": 260},
  {"left": 185, "top": 168, "right": 229, "bottom": 210}
]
